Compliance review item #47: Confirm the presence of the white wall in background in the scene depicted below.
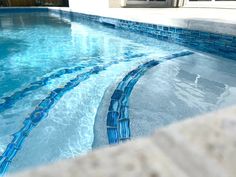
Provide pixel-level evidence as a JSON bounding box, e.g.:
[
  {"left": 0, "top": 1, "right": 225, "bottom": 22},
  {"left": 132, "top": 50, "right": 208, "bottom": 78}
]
[
  {"left": 69, "top": 0, "right": 111, "bottom": 10},
  {"left": 110, "top": 0, "right": 122, "bottom": 7}
]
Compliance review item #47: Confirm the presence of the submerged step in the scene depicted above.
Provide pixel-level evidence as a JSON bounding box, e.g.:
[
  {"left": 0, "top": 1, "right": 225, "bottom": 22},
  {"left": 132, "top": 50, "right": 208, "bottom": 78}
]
[
  {"left": 106, "top": 51, "right": 194, "bottom": 144},
  {"left": 0, "top": 54, "right": 145, "bottom": 175}
]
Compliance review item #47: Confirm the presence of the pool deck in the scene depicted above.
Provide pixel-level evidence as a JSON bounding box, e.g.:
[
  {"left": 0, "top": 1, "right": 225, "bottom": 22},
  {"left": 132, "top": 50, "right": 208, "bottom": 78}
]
[{"left": 50, "top": 7, "right": 236, "bottom": 36}]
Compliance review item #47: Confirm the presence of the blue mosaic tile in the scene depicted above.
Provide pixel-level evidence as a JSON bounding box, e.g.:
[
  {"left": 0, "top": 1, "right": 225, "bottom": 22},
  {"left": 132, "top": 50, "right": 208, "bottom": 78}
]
[
  {"left": 169, "top": 27, "right": 176, "bottom": 32},
  {"left": 19, "top": 121, "right": 34, "bottom": 135},
  {"left": 0, "top": 160, "right": 10, "bottom": 175},
  {"left": 119, "top": 119, "right": 130, "bottom": 140},
  {"left": 123, "top": 86, "right": 133, "bottom": 97},
  {"left": 209, "top": 33, "right": 221, "bottom": 40},
  {"left": 163, "top": 26, "right": 169, "bottom": 31},
  {"left": 107, "top": 128, "right": 119, "bottom": 144},
  {"left": 122, "top": 71, "right": 133, "bottom": 80},
  {"left": 0, "top": 157, "right": 4, "bottom": 164},
  {"left": 119, "top": 106, "right": 129, "bottom": 120},
  {"left": 111, "top": 90, "right": 123, "bottom": 100},
  {"left": 108, "top": 100, "right": 120, "bottom": 112},
  {"left": 5, "top": 146, "right": 17, "bottom": 162},
  {"left": 107, "top": 112, "right": 119, "bottom": 127},
  {"left": 11, "top": 133, "right": 25, "bottom": 149},
  {"left": 2, "top": 144, "right": 16, "bottom": 158},
  {"left": 231, "top": 41, "right": 236, "bottom": 47},
  {"left": 39, "top": 98, "right": 55, "bottom": 108},
  {"left": 126, "top": 78, "right": 139, "bottom": 92},
  {"left": 31, "top": 110, "right": 48, "bottom": 125},
  {"left": 116, "top": 81, "right": 127, "bottom": 91},
  {"left": 121, "top": 95, "right": 129, "bottom": 107},
  {"left": 128, "top": 68, "right": 140, "bottom": 77}
]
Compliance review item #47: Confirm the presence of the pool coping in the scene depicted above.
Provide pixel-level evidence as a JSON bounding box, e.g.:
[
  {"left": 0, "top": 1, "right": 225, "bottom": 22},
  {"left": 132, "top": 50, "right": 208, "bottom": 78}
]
[
  {"left": 48, "top": 7, "right": 236, "bottom": 36},
  {"left": 2, "top": 7, "right": 236, "bottom": 36},
  {"left": 0, "top": 6, "right": 236, "bottom": 37}
]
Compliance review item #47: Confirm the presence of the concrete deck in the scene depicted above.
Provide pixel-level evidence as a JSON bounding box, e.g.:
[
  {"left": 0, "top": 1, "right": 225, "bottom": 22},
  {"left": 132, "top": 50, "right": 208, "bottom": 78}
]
[{"left": 51, "top": 7, "right": 236, "bottom": 36}]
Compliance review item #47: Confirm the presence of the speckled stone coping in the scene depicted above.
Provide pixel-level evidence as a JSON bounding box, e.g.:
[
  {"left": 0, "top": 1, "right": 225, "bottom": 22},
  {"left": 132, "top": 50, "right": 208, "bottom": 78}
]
[
  {"left": 8, "top": 105, "right": 236, "bottom": 177},
  {"left": 106, "top": 51, "right": 194, "bottom": 144}
]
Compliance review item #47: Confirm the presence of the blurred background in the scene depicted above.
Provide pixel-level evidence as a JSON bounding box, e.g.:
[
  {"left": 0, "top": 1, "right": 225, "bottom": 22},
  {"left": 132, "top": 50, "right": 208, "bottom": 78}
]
[{"left": 0, "top": 0, "right": 69, "bottom": 7}]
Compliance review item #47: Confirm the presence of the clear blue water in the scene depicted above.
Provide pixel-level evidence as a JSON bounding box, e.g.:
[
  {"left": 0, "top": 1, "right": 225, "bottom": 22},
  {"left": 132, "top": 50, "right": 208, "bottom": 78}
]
[
  {"left": 0, "top": 12, "right": 188, "bottom": 173},
  {"left": 0, "top": 12, "right": 236, "bottom": 174}
]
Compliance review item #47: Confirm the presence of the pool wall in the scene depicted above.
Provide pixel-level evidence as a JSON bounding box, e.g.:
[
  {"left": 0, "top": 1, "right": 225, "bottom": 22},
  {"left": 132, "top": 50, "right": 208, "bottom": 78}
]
[
  {"left": 0, "top": 7, "right": 235, "bottom": 60},
  {"left": 48, "top": 9, "right": 236, "bottom": 60}
]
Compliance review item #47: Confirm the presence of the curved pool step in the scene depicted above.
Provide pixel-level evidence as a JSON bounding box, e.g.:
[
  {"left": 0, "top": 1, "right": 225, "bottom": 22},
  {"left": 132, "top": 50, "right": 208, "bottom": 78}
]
[
  {"left": 106, "top": 51, "right": 194, "bottom": 144},
  {"left": 0, "top": 70, "right": 96, "bottom": 175},
  {"left": 0, "top": 53, "right": 146, "bottom": 175},
  {"left": 0, "top": 65, "right": 111, "bottom": 175}
]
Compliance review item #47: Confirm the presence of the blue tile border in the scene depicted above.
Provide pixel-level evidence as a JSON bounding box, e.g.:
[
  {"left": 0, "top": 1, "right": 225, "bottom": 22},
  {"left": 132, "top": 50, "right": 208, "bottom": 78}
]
[
  {"left": 49, "top": 9, "right": 236, "bottom": 60},
  {"left": 1, "top": 8, "right": 235, "bottom": 59},
  {"left": 106, "top": 51, "right": 194, "bottom": 144}
]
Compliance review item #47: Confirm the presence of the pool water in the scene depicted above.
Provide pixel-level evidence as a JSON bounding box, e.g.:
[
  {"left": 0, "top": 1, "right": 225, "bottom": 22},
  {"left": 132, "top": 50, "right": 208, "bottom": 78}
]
[{"left": 0, "top": 12, "right": 235, "bottom": 174}]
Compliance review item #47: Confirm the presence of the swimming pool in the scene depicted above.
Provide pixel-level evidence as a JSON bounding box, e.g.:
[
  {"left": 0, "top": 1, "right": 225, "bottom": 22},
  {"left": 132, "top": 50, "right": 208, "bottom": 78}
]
[{"left": 0, "top": 9, "right": 236, "bottom": 175}]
